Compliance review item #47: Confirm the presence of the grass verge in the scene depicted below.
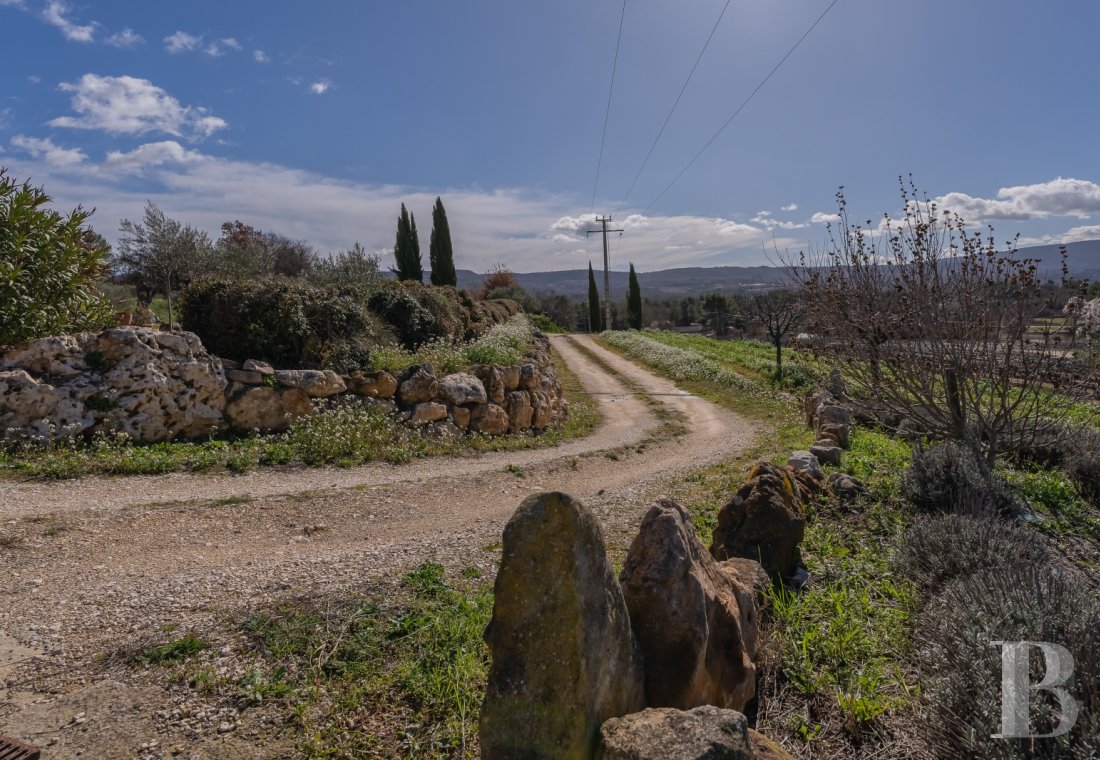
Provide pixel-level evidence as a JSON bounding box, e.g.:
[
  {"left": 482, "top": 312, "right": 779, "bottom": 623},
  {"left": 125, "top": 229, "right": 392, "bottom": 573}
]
[
  {"left": 239, "top": 563, "right": 491, "bottom": 758},
  {"left": 597, "top": 330, "right": 919, "bottom": 754}
]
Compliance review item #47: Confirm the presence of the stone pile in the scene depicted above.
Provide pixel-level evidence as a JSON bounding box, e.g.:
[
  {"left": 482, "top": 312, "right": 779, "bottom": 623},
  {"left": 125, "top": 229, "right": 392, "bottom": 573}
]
[
  {"left": 480, "top": 492, "right": 794, "bottom": 760},
  {"left": 1, "top": 328, "right": 567, "bottom": 443}
]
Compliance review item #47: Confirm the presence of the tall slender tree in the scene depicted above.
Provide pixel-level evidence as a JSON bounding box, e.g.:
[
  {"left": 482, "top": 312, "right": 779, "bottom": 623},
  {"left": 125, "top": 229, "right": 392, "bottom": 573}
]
[
  {"left": 429, "top": 196, "right": 457, "bottom": 286},
  {"left": 626, "top": 262, "right": 643, "bottom": 329},
  {"left": 392, "top": 203, "right": 423, "bottom": 282},
  {"left": 587, "top": 261, "right": 603, "bottom": 332}
]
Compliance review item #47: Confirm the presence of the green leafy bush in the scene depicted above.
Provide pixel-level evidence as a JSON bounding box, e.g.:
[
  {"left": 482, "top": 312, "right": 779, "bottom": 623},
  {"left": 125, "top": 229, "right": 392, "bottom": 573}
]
[
  {"left": 894, "top": 512, "right": 1050, "bottom": 594},
  {"left": 283, "top": 399, "right": 425, "bottom": 465},
  {"left": 0, "top": 170, "right": 112, "bottom": 346},
  {"left": 901, "top": 442, "right": 1022, "bottom": 516},
  {"left": 180, "top": 278, "right": 390, "bottom": 371},
  {"left": 368, "top": 281, "right": 453, "bottom": 349},
  {"left": 916, "top": 565, "right": 1100, "bottom": 759}
]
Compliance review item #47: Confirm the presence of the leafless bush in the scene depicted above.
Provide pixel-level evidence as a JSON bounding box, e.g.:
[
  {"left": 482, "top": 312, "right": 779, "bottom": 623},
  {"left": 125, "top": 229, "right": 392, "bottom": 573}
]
[{"left": 790, "top": 178, "right": 1094, "bottom": 472}]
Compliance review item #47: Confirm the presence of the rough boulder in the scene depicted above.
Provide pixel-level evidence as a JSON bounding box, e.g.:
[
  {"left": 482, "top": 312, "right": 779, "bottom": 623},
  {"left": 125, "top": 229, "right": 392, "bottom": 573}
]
[
  {"left": 1, "top": 328, "right": 226, "bottom": 443},
  {"left": 710, "top": 461, "right": 806, "bottom": 582},
  {"left": 480, "top": 492, "right": 645, "bottom": 760},
  {"left": 619, "top": 499, "right": 758, "bottom": 713}
]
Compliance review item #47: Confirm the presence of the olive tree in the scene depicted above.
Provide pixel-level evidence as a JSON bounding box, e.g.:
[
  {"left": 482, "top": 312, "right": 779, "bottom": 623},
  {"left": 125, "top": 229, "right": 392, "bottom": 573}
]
[
  {"left": 0, "top": 170, "right": 112, "bottom": 346},
  {"left": 115, "top": 202, "right": 213, "bottom": 323},
  {"left": 791, "top": 179, "right": 1092, "bottom": 471}
]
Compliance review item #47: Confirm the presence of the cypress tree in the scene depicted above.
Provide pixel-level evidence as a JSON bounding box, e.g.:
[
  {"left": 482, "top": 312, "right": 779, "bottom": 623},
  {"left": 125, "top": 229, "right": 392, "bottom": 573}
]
[
  {"left": 429, "top": 196, "right": 457, "bottom": 286},
  {"left": 587, "top": 261, "right": 603, "bottom": 332},
  {"left": 627, "top": 262, "right": 642, "bottom": 329},
  {"left": 393, "top": 203, "right": 423, "bottom": 282}
]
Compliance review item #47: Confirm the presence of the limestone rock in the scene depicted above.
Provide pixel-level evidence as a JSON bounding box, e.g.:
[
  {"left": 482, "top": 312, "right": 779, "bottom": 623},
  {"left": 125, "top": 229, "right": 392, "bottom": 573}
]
[
  {"left": 2, "top": 328, "right": 226, "bottom": 443},
  {"left": 470, "top": 403, "right": 510, "bottom": 435},
  {"left": 500, "top": 365, "right": 521, "bottom": 391},
  {"left": 828, "top": 471, "right": 868, "bottom": 502},
  {"left": 711, "top": 461, "right": 806, "bottom": 581},
  {"left": 411, "top": 401, "right": 448, "bottom": 425},
  {"left": 787, "top": 451, "right": 824, "bottom": 482},
  {"left": 531, "top": 390, "right": 553, "bottom": 430},
  {"left": 274, "top": 369, "right": 346, "bottom": 398},
  {"left": 748, "top": 729, "right": 796, "bottom": 760},
  {"left": 480, "top": 492, "right": 645, "bottom": 760},
  {"left": 505, "top": 390, "right": 533, "bottom": 432},
  {"left": 242, "top": 359, "right": 275, "bottom": 376},
  {"left": 0, "top": 369, "right": 94, "bottom": 440},
  {"left": 809, "top": 440, "right": 842, "bottom": 466},
  {"left": 620, "top": 499, "right": 757, "bottom": 712},
  {"left": 815, "top": 404, "right": 852, "bottom": 448},
  {"left": 475, "top": 365, "right": 506, "bottom": 405},
  {"left": 346, "top": 370, "right": 398, "bottom": 398},
  {"left": 717, "top": 557, "right": 772, "bottom": 611},
  {"left": 449, "top": 405, "right": 471, "bottom": 431},
  {"left": 224, "top": 368, "right": 264, "bottom": 385},
  {"left": 599, "top": 706, "right": 752, "bottom": 760},
  {"left": 226, "top": 387, "right": 281, "bottom": 431},
  {"left": 398, "top": 365, "right": 438, "bottom": 405},
  {"left": 438, "top": 372, "right": 487, "bottom": 406},
  {"left": 519, "top": 362, "right": 539, "bottom": 390}
]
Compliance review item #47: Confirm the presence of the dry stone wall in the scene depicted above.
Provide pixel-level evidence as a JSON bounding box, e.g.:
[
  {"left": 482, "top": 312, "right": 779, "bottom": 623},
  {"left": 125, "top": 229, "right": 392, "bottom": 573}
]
[{"left": 0, "top": 328, "right": 567, "bottom": 443}]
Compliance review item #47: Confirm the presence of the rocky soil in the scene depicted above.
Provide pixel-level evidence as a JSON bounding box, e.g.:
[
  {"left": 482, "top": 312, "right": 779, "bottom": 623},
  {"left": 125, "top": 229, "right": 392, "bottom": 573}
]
[{"left": 0, "top": 334, "right": 756, "bottom": 759}]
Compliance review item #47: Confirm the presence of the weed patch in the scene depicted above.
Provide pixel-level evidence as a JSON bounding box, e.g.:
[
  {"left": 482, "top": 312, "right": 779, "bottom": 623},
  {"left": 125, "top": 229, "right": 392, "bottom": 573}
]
[{"left": 241, "top": 563, "right": 491, "bottom": 758}]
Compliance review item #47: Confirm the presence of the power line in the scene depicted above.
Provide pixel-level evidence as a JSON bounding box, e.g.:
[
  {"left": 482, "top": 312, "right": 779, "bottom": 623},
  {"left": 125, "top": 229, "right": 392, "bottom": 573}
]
[
  {"left": 615, "top": 0, "right": 734, "bottom": 214},
  {"left": 642, "top": 0, "right": 841, "bottom": 212},
  {"left": 590, "top": 0, "right": 628, "bottom": 212}
]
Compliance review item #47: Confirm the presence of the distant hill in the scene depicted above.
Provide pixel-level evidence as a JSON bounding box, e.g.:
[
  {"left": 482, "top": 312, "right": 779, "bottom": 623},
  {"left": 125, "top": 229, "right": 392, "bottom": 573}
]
[
  {"left": 454, "top": 265, "right": 789, "bottom": 300},
  {"left": 445, "top": 238, "right": 1100, "bottom": 300}
]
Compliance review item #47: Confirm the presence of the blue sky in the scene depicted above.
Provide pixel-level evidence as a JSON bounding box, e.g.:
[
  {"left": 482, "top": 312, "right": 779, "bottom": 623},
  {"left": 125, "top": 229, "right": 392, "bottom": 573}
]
[{"left": 2, "top": 0, "right": 1099, "bottom": 272}]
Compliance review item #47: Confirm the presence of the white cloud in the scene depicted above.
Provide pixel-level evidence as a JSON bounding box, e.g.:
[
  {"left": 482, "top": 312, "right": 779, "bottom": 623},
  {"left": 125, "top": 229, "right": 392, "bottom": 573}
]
[
  {"left": 309, "top": 79, "right": 333, "bottom": 95},
  {"left": 750, "top": 209, "right": 805, "bottom": 230},
  {"left": 49, "top": 74, "right": 227, "bottom": 141},
  {"left": 10, "top": 134, "right": 87, "bottom": 167},
  {"left": 4, "top": 146, "right": 801, "bottom": 271},
  {"left": 41, "top": 0, "right": 95, "bottom": 42},
  {"left": 810, "top": 211, "right": 840, "bottom": 224},
  {"left": 164, "top": 30, "right": 201, "bottom": 54},
  {"left": 936, "top": 177, "right": 1100, "bottom": 221},
  {"left": 106, "top": 28, "right": 143, "bottom": 48},
  {"left": 781, "top": 203, "right": 798, "bottom": 211},
  {"left": 27, "top": 75, "right": 41, "bottom": 84},
  {"left": 102, "top": 141, "right": 202, "bottom": 172},
  {"left": 204, "top": 37, "right": 241, "bottom": 57},
  {"left": 253, "top": 49, "right": 269, "bottom": 63},
  {"left": 0, "top": 107, "right": 12, "bottom": 130},
  {"left": 0, "top": 0, "right": 26, "bottom": 7}
]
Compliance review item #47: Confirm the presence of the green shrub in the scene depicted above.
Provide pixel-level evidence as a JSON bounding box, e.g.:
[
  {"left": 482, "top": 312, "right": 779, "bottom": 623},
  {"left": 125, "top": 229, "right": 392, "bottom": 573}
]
[
  {"left": 895, "top": 512, "right": 1050, "bottom": 594},
  {"left": 179, "top": 278, "right": 389, "bottom": 371},
  {"left": 916, "top": 564, "right": 1100, "bottom": 758},
  {"left": 901, "top": 442, "right": 1022, "bottom": 516},
  {"left": 368, "top": 281, "right": 451, "bottom": 349},
  {"left": 0, "top": 170, "right": 112, "bottom": 346}
]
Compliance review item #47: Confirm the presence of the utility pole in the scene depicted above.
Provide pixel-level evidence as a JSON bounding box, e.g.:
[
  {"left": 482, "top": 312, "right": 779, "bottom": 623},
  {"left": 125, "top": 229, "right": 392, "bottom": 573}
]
[{"left": 586, "top": 215, "right": 623, "bottom": 331}]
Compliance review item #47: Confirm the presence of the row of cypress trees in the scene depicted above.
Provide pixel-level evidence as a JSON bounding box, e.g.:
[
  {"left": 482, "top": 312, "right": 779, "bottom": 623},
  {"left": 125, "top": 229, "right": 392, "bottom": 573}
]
[
  {"left": 393, "top": 196, "right": 457, "bottom": 286},
  {"left": 586, "top": 261, "right": 643, "bottom": 331}
]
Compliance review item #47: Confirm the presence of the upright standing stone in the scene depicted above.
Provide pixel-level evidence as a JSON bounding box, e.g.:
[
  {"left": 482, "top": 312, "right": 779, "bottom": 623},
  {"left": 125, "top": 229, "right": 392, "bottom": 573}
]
[
  {"left": 480, "top": 492, "right": 645, "bottom": 760},
  {"left": 620, "top": 499, "right": 758, "bottom": 713}
]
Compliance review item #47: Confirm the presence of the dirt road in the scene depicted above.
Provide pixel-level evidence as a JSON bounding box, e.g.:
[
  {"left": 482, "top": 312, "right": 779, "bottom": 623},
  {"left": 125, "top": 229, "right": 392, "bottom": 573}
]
[{"left": 0, "top": 334, "right": 755, "bottom": 758}]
